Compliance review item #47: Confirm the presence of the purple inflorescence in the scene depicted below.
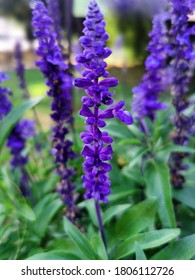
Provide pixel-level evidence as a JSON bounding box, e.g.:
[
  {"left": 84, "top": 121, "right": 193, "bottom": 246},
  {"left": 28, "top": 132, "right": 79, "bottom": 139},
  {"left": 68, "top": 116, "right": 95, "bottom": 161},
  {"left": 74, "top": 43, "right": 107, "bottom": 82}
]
[
  {"left": 32, "top": 1, "right": 79, "bottom": 221},
  {"left": 14, "top": 42, "right": 28, "bottom": 97},
  {"left": 74, "top": 0, "right": 133, "bottom": 203},
  {"left": 168, "top": 0, "right": 195, "bottom": 188},
  {"left": 7, "top": 120, "right": 35, "bottom": 196},
  {"left": 0, "top": 73, "right": 12, "bottom": 120},
  {"left": 132, "top": 11, "right": 171, "bottom": 121},
  {"left": 46, "top": 0, "right": 62, "bottom": 46},
  {"left": 0, "top": 72, "right": 34, "bottom": 196},
  {"left": 7, "top": 119, "right": 35, "bottom": 168}
]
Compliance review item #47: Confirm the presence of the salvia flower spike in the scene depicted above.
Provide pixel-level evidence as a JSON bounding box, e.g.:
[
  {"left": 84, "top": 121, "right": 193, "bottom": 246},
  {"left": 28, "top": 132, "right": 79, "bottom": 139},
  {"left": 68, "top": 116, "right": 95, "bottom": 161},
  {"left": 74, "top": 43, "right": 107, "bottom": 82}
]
[
  {"left": 7, "top": 120, "right": 35, "bottom": 196},
  {"left": 132, "top": 11, "right": 170, "bottom": 122},
  {"left": 168, "top": 0, "right": 195, "bottom": 188},
  {"left": 0, "top": 73, "right": 12, "bottom": 120},
  {"left": 0, "top": 72, "right": 34, "bottom": 196},
  {"left": 46, "top": 0, "right": 62, "bottom": 46},
  {"left": 74, "top": 0, "right": 133, "bottom": 204},
  {"left": 32, "top": 0, "right": 79, "bottom": 222}
]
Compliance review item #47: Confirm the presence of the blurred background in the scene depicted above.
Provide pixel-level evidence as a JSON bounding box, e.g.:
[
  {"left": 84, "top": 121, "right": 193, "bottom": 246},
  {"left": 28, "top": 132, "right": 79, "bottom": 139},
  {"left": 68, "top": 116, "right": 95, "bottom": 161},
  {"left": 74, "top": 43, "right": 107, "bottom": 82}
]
[{"left": 0, "top": 0, "right": 167, "bottom": 127}]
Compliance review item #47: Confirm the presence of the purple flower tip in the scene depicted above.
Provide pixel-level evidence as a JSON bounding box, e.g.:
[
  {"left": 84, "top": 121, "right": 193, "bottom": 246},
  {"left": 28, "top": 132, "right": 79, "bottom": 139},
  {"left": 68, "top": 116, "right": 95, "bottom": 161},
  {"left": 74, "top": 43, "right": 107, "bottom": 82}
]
[{"left": 74, "top": 78, "right": 94, "bottom": 88}]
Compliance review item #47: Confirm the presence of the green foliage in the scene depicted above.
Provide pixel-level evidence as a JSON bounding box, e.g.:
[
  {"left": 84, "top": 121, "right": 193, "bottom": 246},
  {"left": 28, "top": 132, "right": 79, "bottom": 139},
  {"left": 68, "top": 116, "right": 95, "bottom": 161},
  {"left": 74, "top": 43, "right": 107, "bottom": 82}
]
[
  {"left": 0, "top": 97, "right": 43, "bottom": 152},
  {"left": 63, "top": 218, "right": 99, "bottom": 260},
  {"left": 173, "top": 187, "right": 195, "bottom": 209},
  {"left": 144, "top": 160, "right": 176, "bottom": 228},
  {"left": 151, "top": 234, "right": 195, "bottom": 260},
  {"left": 114, "top": 229, "right": 180, "bottom": 259},
  {"left": 134, "top": 242, "right": 147, "bottom": 260},
  {"left": 115, "top": 199, "right": 157, "bottom": 239},
  {"left": 26, "top": 250, "right": 81, "bottom": 260},
  {"left": 1, "top": 66, "right": 195, "bottom": 261}
]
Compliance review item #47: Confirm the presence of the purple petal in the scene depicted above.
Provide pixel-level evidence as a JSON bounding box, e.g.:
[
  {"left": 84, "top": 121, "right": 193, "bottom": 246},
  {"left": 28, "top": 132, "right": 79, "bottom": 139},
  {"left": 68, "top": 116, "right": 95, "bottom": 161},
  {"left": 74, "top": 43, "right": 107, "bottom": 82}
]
[
  {"left": 80, "top": 105, "right": 94, "bottom": 117},
  {"left": 82, "top": 146, "right": 95, "bottom": 157},
  {"left": 99, "top": 109, "right": 114, "bottom": 119},
  {"left": 101, "top": 145, "right": 113, "bottom": 155},
  {"left": 74, "top": 78, "right": 93, "bottom": 88},
  {"left": 116, "top": 110, "right": 133, "bottom": 125},
  {"left": 99, "top": 78, "right": 118, "bottom": 87}
]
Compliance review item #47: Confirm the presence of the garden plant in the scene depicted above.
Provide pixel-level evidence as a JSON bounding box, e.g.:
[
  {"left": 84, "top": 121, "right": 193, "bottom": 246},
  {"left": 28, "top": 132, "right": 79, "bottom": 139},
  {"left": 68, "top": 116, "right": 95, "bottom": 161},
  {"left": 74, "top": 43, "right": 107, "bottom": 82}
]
[{"left": 1, "top": 0, "right": 195, "bottom": 260}]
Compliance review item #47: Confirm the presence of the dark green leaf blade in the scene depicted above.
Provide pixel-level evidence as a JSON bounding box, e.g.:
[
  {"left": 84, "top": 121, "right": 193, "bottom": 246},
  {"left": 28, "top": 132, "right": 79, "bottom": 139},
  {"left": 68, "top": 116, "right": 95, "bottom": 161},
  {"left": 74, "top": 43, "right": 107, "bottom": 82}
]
[
  {"left": 26, "top": 250, "right": 81, "bottom": 260},
  {"left": 115, "top": 198, "right": 157, "bottom": 239},
  {"left": 173, "top": 187, "right": 195, "bottom": 209},
  {"left": 115, "top": 229, "right": 180, "bottom": 259},
  {"left": 91, "top": 233, "right": 108, "bottom": 260},
  {"left": 33, "top": 199, "right": 63, "bottom": 238},
  {"left": 134, "top": 242, "right": 147, "bottom": 260},
  {"left": 63, "top": 217, "right": 98, "bottom": 260},
  {"left": 103, "top": 204, "right": 131, "bottom": 225},
  {"left": 151, "top": 234, "right": 195, "bottom": 260},
  {"left": 144, "top": 160, "right": 176, "bottom": 228}
]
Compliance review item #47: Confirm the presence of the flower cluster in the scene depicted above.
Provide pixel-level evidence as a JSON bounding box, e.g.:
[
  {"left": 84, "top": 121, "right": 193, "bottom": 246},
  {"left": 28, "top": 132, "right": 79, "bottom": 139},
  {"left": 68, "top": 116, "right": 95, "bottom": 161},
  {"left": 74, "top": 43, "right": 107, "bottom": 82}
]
[
  {"left": 132, "top": 11, "right": 171, "bottom": 122},
  {"left": 32, "top": 0, "right": 79, "bottom": 221},
  {"left": 7, "top": 120, "right": 35, "bottom": 196},
  {"left": 0, "top": 73, "right": 12, "bottom": 120},
  {"left": 46, "top": 0, "right": 62, "bottom": 46},
  {"left": 0, "top": 72, "right": 34, "bottom": 196},
  {"left": 168, "top": 0, "right": 195, "bottom": 188},
  {"left": 74, "top": 0, "right": 133, "bottom": 203}
]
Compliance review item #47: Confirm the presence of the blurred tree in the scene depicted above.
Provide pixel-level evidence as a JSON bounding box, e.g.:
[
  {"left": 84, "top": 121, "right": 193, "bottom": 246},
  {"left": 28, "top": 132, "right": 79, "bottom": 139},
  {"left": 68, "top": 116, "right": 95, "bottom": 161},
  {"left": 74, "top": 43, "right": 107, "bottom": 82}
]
[
  {"left": 105, "top": 0, "right": 167, "bottom": 61},
  {"left": 0, "top": 0, "right": 33, "bottom": 40}
]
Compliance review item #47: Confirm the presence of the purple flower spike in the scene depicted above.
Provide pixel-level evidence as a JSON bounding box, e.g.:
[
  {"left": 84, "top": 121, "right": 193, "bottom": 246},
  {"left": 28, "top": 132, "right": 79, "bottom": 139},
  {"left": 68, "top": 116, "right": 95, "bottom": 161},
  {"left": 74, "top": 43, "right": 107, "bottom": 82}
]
[
  {"left": 168, "top": 0, "right": 195, "bottom": 189},
  {"left": 46, "top": 0, "right": 62, "bottom": 46},
  {"left": 32, "top": 0, "right": 80, "bottom": 222},
  {"left": 7, "top": 119, "right": 35, "bottom": 196},
  {"left": 0, "top": 73, "right": 12, "bottom": 120},
  {"left": 74, "top": 0, "right": 133, "bottom": 203},
  {"left": 0, "top": 72, "right": 34, "bottom": 196},
  {"left": 7, "top": 120, "right": 35, "bottom": 167},
  {"left": 132, "top": 11, "right": 171, "bottom": 121}
]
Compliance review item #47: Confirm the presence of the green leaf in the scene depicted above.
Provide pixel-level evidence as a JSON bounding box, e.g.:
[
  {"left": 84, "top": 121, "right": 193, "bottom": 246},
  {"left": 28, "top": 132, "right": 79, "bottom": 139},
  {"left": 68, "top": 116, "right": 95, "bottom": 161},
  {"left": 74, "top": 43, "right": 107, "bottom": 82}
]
[
  {"left": 122, "top": 165, "right": 145, "bottom": 184},
  {"left": 128, "top": 147, "right": 149, "bottom": 168},
  {"left": 115, "top": 229, "right": 180, "bottom": 259},
  {"left": 47, "top": 238, "right": 80, "bottom": 255},
  {"left": 0, "top": 97, "right": 43, "bottom": 152},
  {"left": 151, "top": 234, "right": 195, "bottom": 260},
  {"left": 26, "top": 250, "right": 81, "bottom": 260},
  {"left": 115, "top": 199, "right": 157, "bottom": 239},
  {"left": 77, "top": 200, "right": 98, "bottom": 227},
  {"left": 19, "top": 203, "right": 36, "bottom": 221},
  {"left": 106, "top": 122, "right": 132, "bottom": 139},
  {"left": 33, "top": 193, "right": 59, "bottom": 217},
  {"left": 0, "top": 224, "right": 12, "bottom": 240},
  {"left": 134, "top": 242, "right": 147, "bottom": 260},
  {"left": 144, "top": 160, "right": 176, "bottom": 228},
  {"left": 91, "top": 233, "right": 108, "bottom": 260},
  {"left": 63, "top": 217, "right": 98, "bottom": 260},
  {"left": 118, "top": 139, "right": 142, "bottom": 146},
  {"left": 173, "top": 187, "right": 195, "bottom": 209},
  {"left": 162, "top": 144, "right": 195, "bottom": 154},
  {"left": 103, "top": 204, "right": 131, "bottom": 225},
  {"left": 33, "top": 199, "right": 63, "bottom": 238},
  {"left": 109, "top": 189, "right": 137, "bottom": 202}
]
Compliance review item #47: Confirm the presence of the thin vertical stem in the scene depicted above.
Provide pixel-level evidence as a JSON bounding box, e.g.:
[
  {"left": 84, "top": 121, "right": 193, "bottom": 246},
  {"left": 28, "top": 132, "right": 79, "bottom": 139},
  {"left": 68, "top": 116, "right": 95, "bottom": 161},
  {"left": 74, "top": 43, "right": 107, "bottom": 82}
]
[{"left": 95, "top": 199, "right": 107, "bottom": 249}]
